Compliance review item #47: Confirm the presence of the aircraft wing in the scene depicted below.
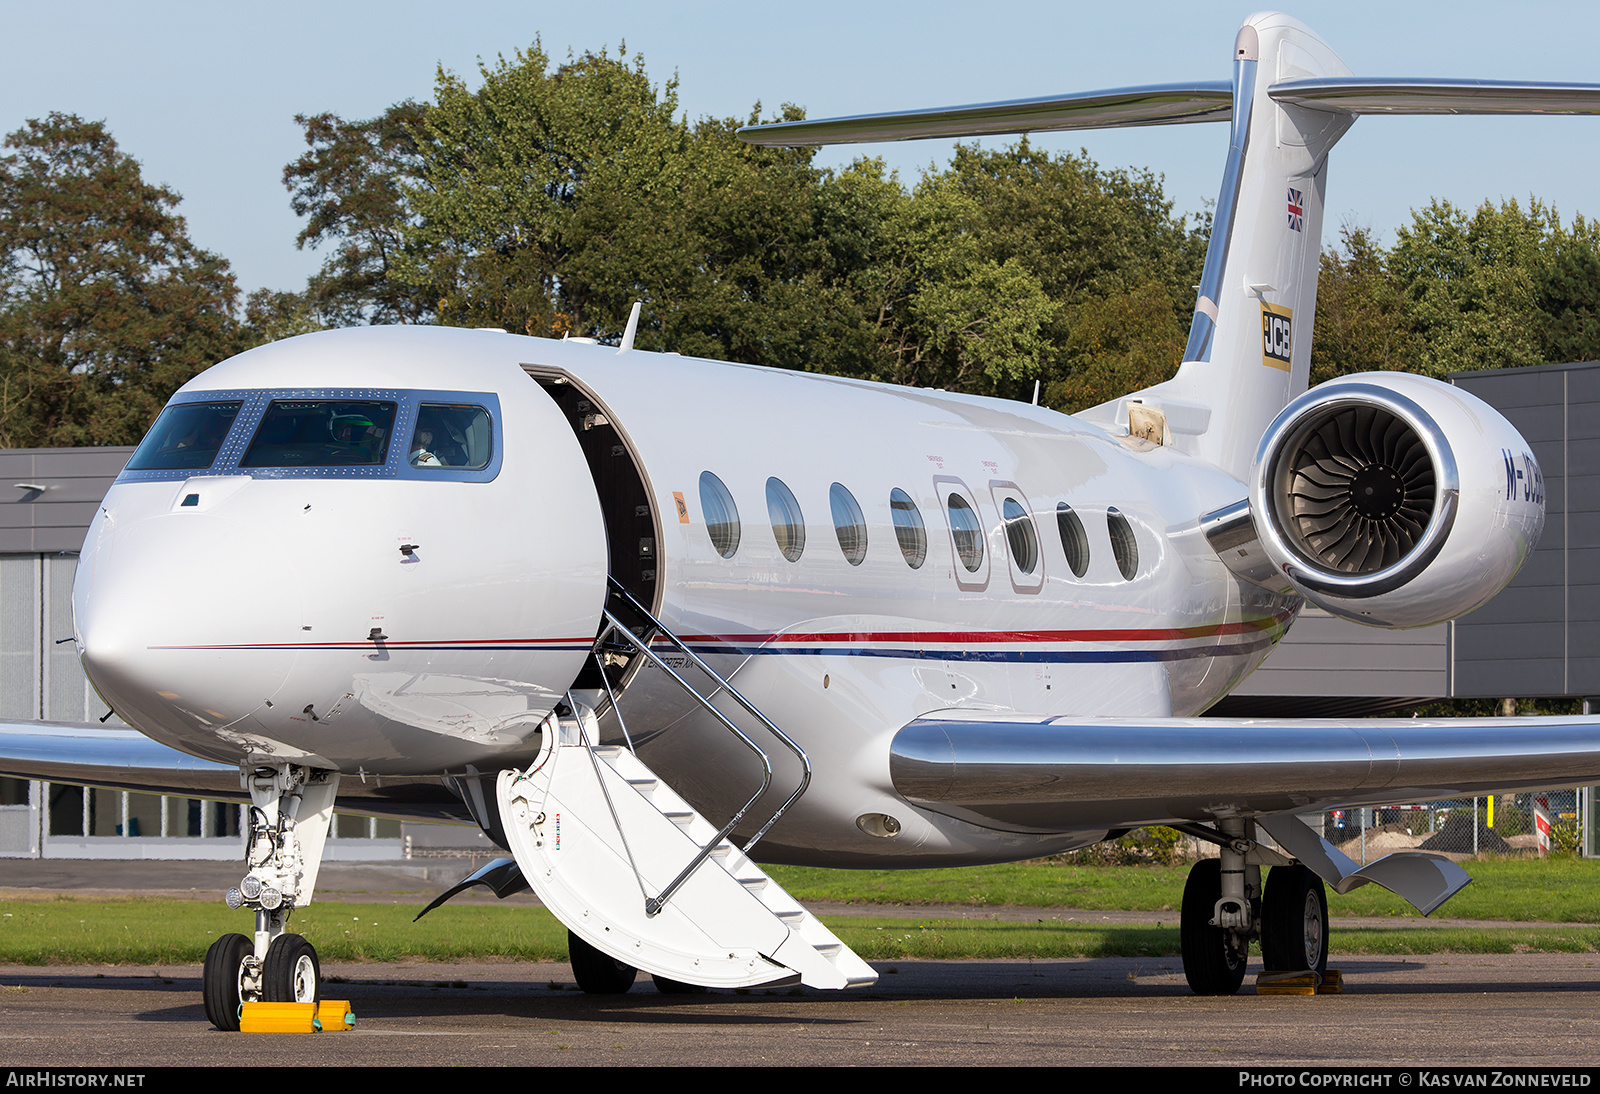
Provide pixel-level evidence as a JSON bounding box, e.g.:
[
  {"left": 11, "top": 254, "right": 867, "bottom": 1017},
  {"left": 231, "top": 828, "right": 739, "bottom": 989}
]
[
  {"left": 0, "top": 720, "right": 474, "bottom": 824},
  {"left": 890, "top": 712, "right": 1600, "bottom": 834}
]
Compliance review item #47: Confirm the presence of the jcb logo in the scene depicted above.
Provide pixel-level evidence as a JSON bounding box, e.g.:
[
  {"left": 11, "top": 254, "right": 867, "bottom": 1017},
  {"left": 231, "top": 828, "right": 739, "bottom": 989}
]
[{"left": 1261, "top": 304, "right": 1292, "bottom": 371}]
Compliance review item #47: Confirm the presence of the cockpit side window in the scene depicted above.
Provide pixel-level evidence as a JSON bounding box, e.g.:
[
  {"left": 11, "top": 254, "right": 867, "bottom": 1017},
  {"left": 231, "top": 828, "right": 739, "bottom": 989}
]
[
  {"left": 410, "top": 404, "right": 492, "bottom": 470},
  {"left": 125, "top": 401, "right": 243, "bottom": 471},
  {"left": 239, "top": 400, "right": 397, "bottom": 468}
]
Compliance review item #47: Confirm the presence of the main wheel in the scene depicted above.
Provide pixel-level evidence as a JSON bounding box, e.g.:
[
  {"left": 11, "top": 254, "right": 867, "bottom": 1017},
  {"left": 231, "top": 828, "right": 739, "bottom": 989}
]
[
  {"left": 568, "top": 930, "right": 637, "bottom": 994},
  {"left": 263, "top": 933, "right": 320, "bottom": 1004},
  {"left": 202, "top": 933, "right": 252, "bottom": 1031},
  {"left": 1180, "top": 858, "right": 1249, "bottom": 996},
  {"left": 1261, "top": 864, "right": 1329, "bottom": 974}
]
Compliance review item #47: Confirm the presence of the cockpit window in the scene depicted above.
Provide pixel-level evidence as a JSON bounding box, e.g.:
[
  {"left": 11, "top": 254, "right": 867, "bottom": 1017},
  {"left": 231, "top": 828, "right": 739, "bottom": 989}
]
[
  {"left": 410, "top": 404, "right": 491, "bottom": 469},
  {"left": 239, "top": 400, "right": 397, "bottom": 468},
  {"left": 126, "top": 401, "right": 243, "bottom": 471}
]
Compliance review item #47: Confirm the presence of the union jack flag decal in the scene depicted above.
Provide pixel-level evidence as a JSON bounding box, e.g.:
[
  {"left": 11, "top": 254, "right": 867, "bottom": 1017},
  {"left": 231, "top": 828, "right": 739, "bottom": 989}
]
[{"left": 1287, "top": 188, "right": 1304, "bottom": 232}]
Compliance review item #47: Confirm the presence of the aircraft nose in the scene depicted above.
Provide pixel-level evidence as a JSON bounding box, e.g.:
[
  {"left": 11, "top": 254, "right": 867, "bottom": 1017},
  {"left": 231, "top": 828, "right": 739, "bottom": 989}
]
[{"left": 75, "top": 492, "right": 300, "bottom": 746}]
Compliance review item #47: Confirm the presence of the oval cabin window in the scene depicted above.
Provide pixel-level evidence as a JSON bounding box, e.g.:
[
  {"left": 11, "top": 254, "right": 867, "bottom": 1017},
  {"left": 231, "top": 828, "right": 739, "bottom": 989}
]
[
  {"left": 947, "top": 494, "right": 984, "bottom": 573},
  {"left": 890, "top": 489, "right": 927, "bottom": 569},
  {"left": 766, "top": 477, "right": 806, "bottom": 562},
  {"left": 1057, "top": 502, "right": 1090, "bottom": 578},
  {"left": 830, "top": 483, "right": 868, "bottom": 566},
  {"left": 699, "top": 471, "right": 741, "bottom": 559},
  {"left": 1108, "top": 507, "right": 1139, "bottom": 580},
  {"left": 1002, "top": 497, "right": 1039, "bottom": 575}
]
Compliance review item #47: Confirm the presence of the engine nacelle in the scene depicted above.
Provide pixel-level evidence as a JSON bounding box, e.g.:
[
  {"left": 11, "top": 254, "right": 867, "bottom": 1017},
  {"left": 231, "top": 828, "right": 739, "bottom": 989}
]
[{"left": 1243, "top": 373, "right": 1544, "bottom": 628}]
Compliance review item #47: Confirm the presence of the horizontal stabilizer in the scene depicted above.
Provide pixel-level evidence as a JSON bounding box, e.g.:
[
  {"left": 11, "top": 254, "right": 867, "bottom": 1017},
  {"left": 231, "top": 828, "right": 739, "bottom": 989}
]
[
  {"left": 1269, "top": 77, "right": 1600, "bottom": 115},
  {"left": 1258, "top": 814, "right": 1471, "bottom": 916},
  {"left": 738, "top": 78, "right": 1600, "bottom": 150},
  {"left": 736, "top": 82, "right": 1232, "bottom": 146}
]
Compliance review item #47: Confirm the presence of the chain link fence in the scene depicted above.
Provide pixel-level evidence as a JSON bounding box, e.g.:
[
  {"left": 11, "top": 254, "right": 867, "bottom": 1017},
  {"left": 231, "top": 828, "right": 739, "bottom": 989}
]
[{"left": 1317, "top": 789, "right": 1589, "bottom": 863}]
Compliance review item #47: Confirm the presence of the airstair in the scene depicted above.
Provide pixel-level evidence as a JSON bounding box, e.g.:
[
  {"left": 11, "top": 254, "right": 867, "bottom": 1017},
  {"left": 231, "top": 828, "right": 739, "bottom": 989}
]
[{"left": 493, "top": 582, "right": 876, "bottom": 990}]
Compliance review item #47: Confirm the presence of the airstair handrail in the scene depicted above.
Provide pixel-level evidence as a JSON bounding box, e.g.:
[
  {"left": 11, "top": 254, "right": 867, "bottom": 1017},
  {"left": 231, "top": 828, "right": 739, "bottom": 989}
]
[{"left": 595, "top": 578, "right": 814, "bottom": 914}]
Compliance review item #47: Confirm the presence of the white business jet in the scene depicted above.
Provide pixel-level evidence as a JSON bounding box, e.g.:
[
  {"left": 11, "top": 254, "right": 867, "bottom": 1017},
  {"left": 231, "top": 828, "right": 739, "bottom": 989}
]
[{"left": 6, "top": 11, "right": 1600, "bottom": 1024}]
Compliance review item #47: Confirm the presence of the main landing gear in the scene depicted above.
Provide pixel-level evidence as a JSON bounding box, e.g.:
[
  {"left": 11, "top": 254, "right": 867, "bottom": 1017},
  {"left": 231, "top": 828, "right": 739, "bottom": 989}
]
[
  {"left": 1177, "top": 819, "right": 1328, "bottom": 995},
  {"left": 201, "top": 763, "right": 339, "bottom": 1030}
]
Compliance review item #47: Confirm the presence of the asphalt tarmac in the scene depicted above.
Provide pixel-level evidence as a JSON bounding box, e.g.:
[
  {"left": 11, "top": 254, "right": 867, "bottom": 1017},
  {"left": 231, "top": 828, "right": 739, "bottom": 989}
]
[{"left": 1, "top": 860, "right": 1597, "bottom": 1067}]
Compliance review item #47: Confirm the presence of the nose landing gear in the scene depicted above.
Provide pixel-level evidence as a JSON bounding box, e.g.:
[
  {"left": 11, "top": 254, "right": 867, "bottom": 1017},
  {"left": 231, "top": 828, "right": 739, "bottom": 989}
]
[{"left": 201, "top": 763, "right": 339, "bottom": 1029}]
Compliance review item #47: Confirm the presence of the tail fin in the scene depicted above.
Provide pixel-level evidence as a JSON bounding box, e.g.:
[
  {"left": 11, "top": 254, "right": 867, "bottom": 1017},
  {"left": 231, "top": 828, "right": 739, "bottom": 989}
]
[
  {"left": 1104, "top": 12, "right": 1354, "bottom": 480},
  {"left": 738, "top": 11, "right": 1600, "bottom": 482}
]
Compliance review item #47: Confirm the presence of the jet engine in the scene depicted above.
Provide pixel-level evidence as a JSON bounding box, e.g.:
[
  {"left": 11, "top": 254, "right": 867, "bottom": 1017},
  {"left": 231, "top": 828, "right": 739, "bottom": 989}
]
[{"left": 1239, "top": 373, "right": 1545, "bottom": 628}]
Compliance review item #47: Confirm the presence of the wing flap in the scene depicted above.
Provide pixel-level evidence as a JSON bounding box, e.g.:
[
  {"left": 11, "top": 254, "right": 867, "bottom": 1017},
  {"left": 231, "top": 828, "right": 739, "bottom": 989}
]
[{"left": 1257, "top": 813, "right": 1471, "bottom": 916}]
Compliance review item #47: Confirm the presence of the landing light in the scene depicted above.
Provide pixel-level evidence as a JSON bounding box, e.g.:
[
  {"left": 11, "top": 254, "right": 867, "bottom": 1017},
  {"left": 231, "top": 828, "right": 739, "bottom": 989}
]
[{"left": 856, "top": 813, "right": 902, "bottom": 838}]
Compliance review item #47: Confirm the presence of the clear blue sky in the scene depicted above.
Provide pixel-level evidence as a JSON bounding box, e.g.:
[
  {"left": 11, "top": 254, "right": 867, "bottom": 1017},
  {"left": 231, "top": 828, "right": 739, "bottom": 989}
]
[{"left": 5, "top": 0, "right": 1598, "bottom": 295}]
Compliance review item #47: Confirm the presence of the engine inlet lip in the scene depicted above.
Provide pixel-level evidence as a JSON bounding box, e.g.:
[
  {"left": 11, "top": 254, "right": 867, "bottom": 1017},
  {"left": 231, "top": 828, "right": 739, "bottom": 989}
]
[{"left": 1252, "top": 382, "right": 1460, "bottom": 600}]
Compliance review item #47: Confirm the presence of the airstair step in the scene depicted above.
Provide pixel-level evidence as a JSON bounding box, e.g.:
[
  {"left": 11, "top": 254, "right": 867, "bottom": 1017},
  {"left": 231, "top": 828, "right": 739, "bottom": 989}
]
[{"left": 496, "top": 705, "right": 877, "bottom": 991}]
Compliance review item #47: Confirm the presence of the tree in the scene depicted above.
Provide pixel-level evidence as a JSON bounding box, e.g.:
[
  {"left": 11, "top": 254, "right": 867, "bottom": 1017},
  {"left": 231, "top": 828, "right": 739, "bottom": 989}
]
[
  {"left": 282, "top": 102, "right": 433, "bottom": 326},
  {"left": 1536, "top": 215, "right": 1600, "bottom": 364},
  {"left": 397, "top": 44, "right": 689, "bottom": 339},
  {"left": 0, "top": 113, "right": 244, "bottom": 446},
  {"left": 1310, "top": 225, "right": 1418, "bottom": 386},
  {"left": 1387, "top": 198, "right": 1555, "bottom": 376}
]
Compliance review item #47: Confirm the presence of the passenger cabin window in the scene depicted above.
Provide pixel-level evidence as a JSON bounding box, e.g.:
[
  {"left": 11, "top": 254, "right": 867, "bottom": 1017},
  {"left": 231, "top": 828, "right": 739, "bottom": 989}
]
[
  {"left": 699, "top": 471, "right": 740, "bottom": 559},
  {"left": 240, "top": 399, "right": 397, "bottom": 468},
  {"left": 890, "top": 489, "right": 927, "bottom": 569},
  {"left": 1108, "top": 508, "right": 1139, "bottom": 580},
  {"left": 947, "top": 494, "right": 984, "bottom": 573},
  {"left": 409, "top": 404, "right": 491, "bottom": 469},
  {"left": 1057, "top": 503, "right": 1090, "bottom": 578},
  {"left": 1002, "top": 498, "right": 1039, "bottom": 575},
  {"left": 830, "top": 483, "right": 867, "bottom": 566},
  {"left": 126, "top": 401, "right": 243, "bottom": 471},
  {"left": 766, "top": 477, "right": 806, "bottom": 562}
]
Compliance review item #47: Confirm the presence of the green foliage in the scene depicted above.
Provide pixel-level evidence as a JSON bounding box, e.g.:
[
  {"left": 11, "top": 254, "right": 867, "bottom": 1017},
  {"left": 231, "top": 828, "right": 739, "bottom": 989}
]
[
  {"left": 1314, "top": 200, "right": 1600, "bottom": 383},
  {"left": 282, "top": 102, "right": 433, "bottom": 327},
  {"left": 0, "top": 114, "right": 245, "bottom": 447},
  {"left": 301, "top": 44, "right": 1207, "bottom": 405},
  {"left": 1051, "top": 826, "right": 1190, "bottom": 867}
]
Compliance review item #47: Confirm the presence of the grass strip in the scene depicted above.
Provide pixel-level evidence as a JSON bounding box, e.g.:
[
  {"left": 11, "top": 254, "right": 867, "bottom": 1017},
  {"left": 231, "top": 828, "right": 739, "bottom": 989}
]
[
  {"left": 2, "top": 899, "right": 1597, "bottom": 965},
  {"left": 767, "top": 857, "right": 1600, "bottom": 923}
]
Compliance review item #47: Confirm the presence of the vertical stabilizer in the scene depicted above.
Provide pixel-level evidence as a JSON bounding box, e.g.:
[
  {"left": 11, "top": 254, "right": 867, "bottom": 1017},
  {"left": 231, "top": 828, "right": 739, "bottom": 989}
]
[{"left": 1086, "top": 13, "right": 1355, "bottom": 480}]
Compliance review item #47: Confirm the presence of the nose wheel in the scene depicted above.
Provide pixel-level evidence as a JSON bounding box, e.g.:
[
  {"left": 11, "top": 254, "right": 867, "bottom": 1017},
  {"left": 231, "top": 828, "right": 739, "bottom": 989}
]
[
  {"left": 264, "top": 933, "right": 321, "bottom": 1003},
  {"left": 202, "top": 933, "right": 255, "bottom": 1031}
]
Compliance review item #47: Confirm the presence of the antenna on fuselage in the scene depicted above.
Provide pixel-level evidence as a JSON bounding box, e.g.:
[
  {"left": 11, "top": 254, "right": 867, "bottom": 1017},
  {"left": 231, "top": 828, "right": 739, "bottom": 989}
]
[{"left": 617, "top": 301, "right": 642, "bottom": 354}]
